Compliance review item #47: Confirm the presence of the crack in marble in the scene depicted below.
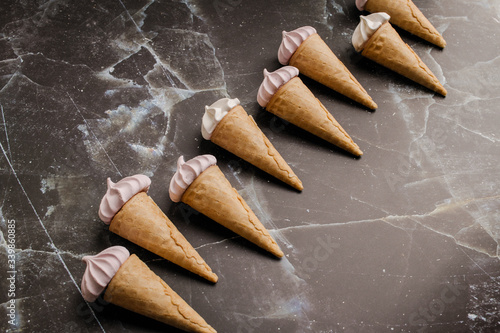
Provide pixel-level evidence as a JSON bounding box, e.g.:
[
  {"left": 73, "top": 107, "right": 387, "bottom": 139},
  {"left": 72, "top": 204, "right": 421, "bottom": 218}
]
[
  {"left": 327, "top": 0, "right": 345, "bottom": 16},
  {"left": 272, "top": 217, "right": 381, "bottom": 234},
  {"left": 20, "top": 52, "right": 100, "bottom": 76},
  {"left": 228, "top": 166, "right": 293, "bottom": 250},
  {"left": 458, "top": 248, "right": 500, "bottom": 302},
  {"left": 194, "top": 236, "right": 240, "bottom": 250},
  {"left": 0, "top": 293, "right": 64, "bottom": 308},
  {"left": 268, "top": 194, "right": 500, "bottom": 260},
  {"left": 0, "top": 72, "right": 23, "bottom": 94},
  {"left": 455, "top": 122, "right": 498, "bottom": 143},
  {"left": 142, "top": 44, "right": 191, "bottom": 93},
  {"left": 0, "top": 102, "right": 12, "bottom": 161},
  {"left": 0, "top": 139, "right": 106, "bottom": 333},
  {"left": 77, "top": 1, "right": 230, "bottom": 163},
  {"left": 0, "top": 241, "right": 87, "bottom": 261},
  {"left": 402, "top": 170, "right": 494, "bottom": 190},
  {"left": 354, "top": 136, "right": 406, "bottom": 155},
  {"left": 447, "top": 54, "right": 500, "bottom": 96},
  {"left": 117, "top": 0, "right": 154, "bottom": 33},
  {"left": 400, "top": 211, "right": 498, "bottom": 259},
  {"left": 109, "top": 0, "right": 198, "bottom": 99},
  {"left": 423, "top": 49, "right": 446, "bottom": 84},
  {"left": 181, "top": 0, "right": 206, "bottom": 23},
  {"left": 67, "top": 92, "right": 123, "bottom": 177},
  {"left": 231, "top": 255, "right": 313, "bottom": 329}
]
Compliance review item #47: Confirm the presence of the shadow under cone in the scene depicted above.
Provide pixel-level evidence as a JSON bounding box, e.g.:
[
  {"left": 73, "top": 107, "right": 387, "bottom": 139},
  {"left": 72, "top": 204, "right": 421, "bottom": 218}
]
[
  {"left": 181, "top": 165, "right": 284, "bottom": 258},
  {"left": 364, "top": 0, "right": 446, "bottom": 48},
  {"left": 104, "top": 254, "right": 217, "bottom": 333},
  {"left": 290, "top": 33, "right": 377, "bottom": 110},
  {"left": 110, "top": 192, "right": 218, "bottom": 283},
  {"left": 361, "top": 22, "right": 447, "bottom": 96},
  {"left": 266, "top": 77, "right": 363, "bottom": 156},
  {"left": 211, "top": 104, "right": 303, "bottom": 191}
]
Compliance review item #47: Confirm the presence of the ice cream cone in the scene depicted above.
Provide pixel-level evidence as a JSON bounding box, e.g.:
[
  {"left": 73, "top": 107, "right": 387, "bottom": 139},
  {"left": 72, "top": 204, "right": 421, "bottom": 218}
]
[
  {"left": 265, "top": 76, "right": 363, "bottom": 156},
  {"left": 363, "top": 0, "right": 446, "bottom": 48},
  {"left": 181, "top": 165, "right": 284, "bottom": 258},
  {"left": 104, "top": 254, "right": 217, "bottom": 333},
  {"left": 361, "top": 22, "right": 447, "bottom": 96},
  {"left": 210, "top": 104, "right": 303, "bottom": 191},
  {"left": 289, "top": 33, "right": 377, "bottom": 109},
  {"left": 110, "top": 192, "right": 218, "bottom": 283}
]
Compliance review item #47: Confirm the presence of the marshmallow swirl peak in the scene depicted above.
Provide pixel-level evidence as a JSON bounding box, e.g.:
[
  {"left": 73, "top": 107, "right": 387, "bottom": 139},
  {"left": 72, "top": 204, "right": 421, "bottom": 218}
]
[
  {"left": 355, "top": 0, "right": 368, "bottom": 11},
  {"left": 169, "top": 155, "right": 217, "bottom": 203},
  {"left": 278, "top": 26, "right": 316, "bottom": 65},
  {"left": 201, "top": 97, "right": 240, "bottom": 140},
  {"left": 98, "top": 174, "right": 151, "bottom": 224},
  {"left": 257, "top": 66, "right": 299, "bottom": 108},
  {"left": 81, "top": 246, "right": 130, "bottom": 302},
  {"left": 352, "top": 12, "right": 391, "bottom": 52}
]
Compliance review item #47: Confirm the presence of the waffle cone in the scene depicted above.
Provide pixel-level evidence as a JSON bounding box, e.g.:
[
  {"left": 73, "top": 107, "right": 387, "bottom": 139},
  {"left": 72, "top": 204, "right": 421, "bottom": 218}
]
[
  {"left": 266, "top": 77, "right": 363, "bottom": 156},
  {"left": 104, "top": 254, "right": 216, "bottom": 333},
  {"left": 365, "top": 0, "right": 446, "bottom": 48},
  {"left": 181, "top": 165, "right": 283, "bottom": 258},
  {"left": 211, "top": 105, "right": 303, "bottom": 191},
  {"left": 289, "top": 33, "right": 377, "bottom": 110},
  {"left": 361, "top": 22, "right": 447, "bottom": 96},
  {"left": 110, "top": 192, "right": 218, "bottom": 283}
]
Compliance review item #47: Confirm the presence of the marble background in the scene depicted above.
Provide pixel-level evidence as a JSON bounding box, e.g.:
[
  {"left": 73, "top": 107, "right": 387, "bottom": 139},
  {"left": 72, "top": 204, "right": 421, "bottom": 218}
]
[{"left": 1, "top": 0, "right": 500, "bottom": 332}]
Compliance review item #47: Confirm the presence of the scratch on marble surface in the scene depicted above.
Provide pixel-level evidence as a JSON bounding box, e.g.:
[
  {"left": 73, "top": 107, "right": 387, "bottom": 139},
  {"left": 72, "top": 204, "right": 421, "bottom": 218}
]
[
  {"left": 448, "top": 55, "right": 500, "bottom": 97},
  {"left": 279, "top": 254, "right": 308, "bottom": 285},
  {"left": 0, "top": 103, "right": 12, "bottom": 161},
  {"left": 181, "top": 0, "right": 207, "bottom": 23},
  {"left": 0, "top": 293, "right": 57, "bottom": 308},
  {"left": 117, "top": 0, "right": 154, "bottom": 33},
  {"left": 0, "top": 227, "right": 86, "bottom": 260},
  {"left": 116, "top": 0, "right": 191, "bottom": 94},
  {"left": 273, "top": 217, "right": 381, "bottom": 234},
  {"left": 85, "top": 0, "right": 229, "bottom": 175},
  {"left": 67, "top": 92, "right": 122, "bottom": 177},
  {"left": 392, "top": 196, "right": 500, "bottom": 257},
  {"left": 423, "top": 49, "right": 446, "bottom": 83},
  {"left": 0, "top": 139, "right": 106, "bottom": 333},
  {"left": 269, "top": 194, "right": 500, "bottom": 260},
  {"left": 328, "top": 0, "right": 345, "bottom": 15},
  {"left": 113, "top": 0, "right": 197, "bottom": 100},
  {"left": 127, "top": 141, "right": 165, "bottom": 157},
  {"left": 459, "top": 247, "right": 498, "bottom": 281},
  {"left": 455, "top": 123, "right": 499, "bottom": 143},
  {"left": 232, "top": 255, "right": 312, "bottom": 329},
  {"left": 231, "top": 170, "right": 293, "bottom": 250},
  {"left": 194, "top": 236, "right": 240, "bottom": 250}
]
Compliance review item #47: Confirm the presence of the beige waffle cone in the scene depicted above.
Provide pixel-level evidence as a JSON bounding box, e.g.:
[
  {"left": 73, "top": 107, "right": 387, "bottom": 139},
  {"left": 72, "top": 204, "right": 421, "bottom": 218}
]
[
  {"left": 104, "top": 254, "right": 216, "bottom": 333},
  {"left": 365, "top": 0, "right": 446, "bottom": 48},
  {"left": 181, "top": 165, "right": 283, "bottom": 258},
  {"left": 361, "top": 22, "right": 447, "bottom": 96},
  {"left": 110, "top": 192, "right": 218, "bottom": 283},
  {"left": 266, "top": 77, "right": 363, "bottom": 156},
  {"left": 289, "top": 33, "right": 377, "bottom": 110},
  {"left": 210, "top": 104, "right": 303, "bottom": 191}
]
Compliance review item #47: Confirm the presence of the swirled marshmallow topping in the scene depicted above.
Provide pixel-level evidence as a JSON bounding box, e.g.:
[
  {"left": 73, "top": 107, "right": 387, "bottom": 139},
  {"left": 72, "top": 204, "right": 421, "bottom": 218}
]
[
  {"left": 98, "top": 174, "right": 151, "bottom": 224},
  {"left": 201, "top": 98, "right": 240, "bottom": 140},
  {"left": 278, "top": 26, "right": 317, "bottom": 65},
  {"left": 355, "top": 0, "right": 368, "bottom": 11},
  {"left": 169, "top": 155, "right": 217, "bottom": 203},
  {"left": 352, "top": 12, "right": 391, "bottom": 52},
  {"left": 81, "top": 246, "right": 130, "bottom": 302},
  {"left": 257, "top": 66, "right": 299, "bottom": 108}
]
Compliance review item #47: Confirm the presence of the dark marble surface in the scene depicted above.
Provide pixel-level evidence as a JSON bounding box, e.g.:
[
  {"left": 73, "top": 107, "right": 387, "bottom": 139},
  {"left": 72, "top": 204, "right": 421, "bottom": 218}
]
[{"left": 1, "top": 0, "right": 500, "bottom": 332}]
